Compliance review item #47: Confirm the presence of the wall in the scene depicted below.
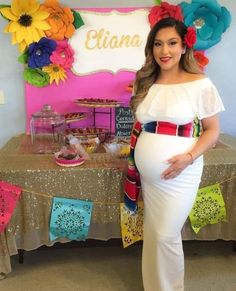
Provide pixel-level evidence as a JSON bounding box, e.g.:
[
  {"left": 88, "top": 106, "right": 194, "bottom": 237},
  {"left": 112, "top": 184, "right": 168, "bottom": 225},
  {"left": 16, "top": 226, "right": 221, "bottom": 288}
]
[{"left": 0, "top": 0, "right": 235, "bottom": 149}]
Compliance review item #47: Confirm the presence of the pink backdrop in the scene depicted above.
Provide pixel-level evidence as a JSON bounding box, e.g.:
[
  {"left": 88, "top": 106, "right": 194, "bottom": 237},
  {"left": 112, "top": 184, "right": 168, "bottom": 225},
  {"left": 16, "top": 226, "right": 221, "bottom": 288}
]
[{"left": 25, "top": 7, "right": 148, "bottom": 133}]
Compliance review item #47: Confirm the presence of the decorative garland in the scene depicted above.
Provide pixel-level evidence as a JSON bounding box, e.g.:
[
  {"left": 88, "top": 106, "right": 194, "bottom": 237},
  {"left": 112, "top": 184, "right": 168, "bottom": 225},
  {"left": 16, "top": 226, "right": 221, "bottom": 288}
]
[
  {"left": 0, "top": 0, "right": 232, "bottom": 87},
  {"left": 1, "top": 173, "right": 236, "bottom": 246}
]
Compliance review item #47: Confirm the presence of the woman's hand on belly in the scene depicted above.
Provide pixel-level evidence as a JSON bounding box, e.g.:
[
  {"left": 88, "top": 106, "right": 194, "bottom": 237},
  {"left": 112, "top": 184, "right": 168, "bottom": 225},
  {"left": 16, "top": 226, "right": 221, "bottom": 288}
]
[{"left": 161, "top": 153, "right": 193, "bottom": 180}]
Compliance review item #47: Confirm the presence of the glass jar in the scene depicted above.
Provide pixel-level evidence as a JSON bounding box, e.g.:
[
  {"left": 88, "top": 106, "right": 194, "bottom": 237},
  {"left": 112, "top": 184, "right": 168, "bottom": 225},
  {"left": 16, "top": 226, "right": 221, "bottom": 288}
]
[{"left": 30, "top": 104, "right": 66, "bottom": 154}]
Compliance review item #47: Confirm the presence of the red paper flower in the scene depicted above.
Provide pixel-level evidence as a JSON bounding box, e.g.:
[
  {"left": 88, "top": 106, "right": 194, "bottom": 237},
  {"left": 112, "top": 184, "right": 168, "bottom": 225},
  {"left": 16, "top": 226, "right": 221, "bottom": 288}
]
[
  {"left": 194, "top": 51, "right": 209, "bottom": 70},
  {"left": 184, "top": 27, "right": 197, "bottom": 49},
  {"left": 148, "top": 3, "right": 183, "bottom": 28}
]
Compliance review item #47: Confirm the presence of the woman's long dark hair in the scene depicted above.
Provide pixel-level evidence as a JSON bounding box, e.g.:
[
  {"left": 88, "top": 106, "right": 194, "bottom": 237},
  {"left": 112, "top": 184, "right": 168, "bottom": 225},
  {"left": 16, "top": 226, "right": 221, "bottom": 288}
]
[{"left": 130, "top": 17, "right": 201, "bottom": 113}]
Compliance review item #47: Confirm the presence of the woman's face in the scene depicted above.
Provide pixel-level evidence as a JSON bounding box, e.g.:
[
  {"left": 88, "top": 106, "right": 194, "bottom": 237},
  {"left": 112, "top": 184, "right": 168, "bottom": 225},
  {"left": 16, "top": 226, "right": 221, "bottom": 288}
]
[{"left": 153, "top": 27, "right": 184, "bottom": 72}]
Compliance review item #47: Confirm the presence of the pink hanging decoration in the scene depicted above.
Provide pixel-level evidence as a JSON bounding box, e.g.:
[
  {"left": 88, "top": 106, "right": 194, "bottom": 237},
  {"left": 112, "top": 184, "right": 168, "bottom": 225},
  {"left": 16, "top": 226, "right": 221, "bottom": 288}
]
[{"left": 0, "top": 181, "right": 22, "bottom": 233}]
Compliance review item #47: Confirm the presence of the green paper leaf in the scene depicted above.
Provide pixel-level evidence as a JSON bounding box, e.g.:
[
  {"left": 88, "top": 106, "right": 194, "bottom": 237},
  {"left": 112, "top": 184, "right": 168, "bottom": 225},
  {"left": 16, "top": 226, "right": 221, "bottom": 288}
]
[
  {"left": 0, "top": 4, "right": 10, "bottom": 9},
  {"left": 18, "top": 51, "right": 29, "bottom": 64},
  {"left": 154, "top": 0, "right": 161, "bottom": 5},
  {"left": 0, "top": 5, "right": 11, "bottom": 21},
  {"left": 24, "top": 68, "right": 50, "bottom": 87},
  {"left": 72, "top": 9, "right": 84, "bottom": 29}
]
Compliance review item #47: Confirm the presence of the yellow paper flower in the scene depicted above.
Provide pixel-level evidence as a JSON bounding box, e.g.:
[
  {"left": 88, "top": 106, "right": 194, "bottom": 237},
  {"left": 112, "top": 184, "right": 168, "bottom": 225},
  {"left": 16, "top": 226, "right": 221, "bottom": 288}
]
[
  {"left": 0, "top": 0, "right": 51, "bottom": 52},
  {"left": 42, "top": 64, "right": 66, "bottom": 85}
]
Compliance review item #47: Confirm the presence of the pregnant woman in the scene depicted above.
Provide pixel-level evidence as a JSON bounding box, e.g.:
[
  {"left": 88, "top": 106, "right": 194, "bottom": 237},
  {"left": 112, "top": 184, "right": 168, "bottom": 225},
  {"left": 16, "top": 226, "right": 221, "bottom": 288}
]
[{"left": 125, "top": 17, "right": 224, "bottom": 291}]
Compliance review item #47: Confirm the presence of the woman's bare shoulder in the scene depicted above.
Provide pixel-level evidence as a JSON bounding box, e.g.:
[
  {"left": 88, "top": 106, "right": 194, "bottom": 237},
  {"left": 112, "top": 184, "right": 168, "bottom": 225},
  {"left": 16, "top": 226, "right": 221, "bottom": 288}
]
[{"left": 184, "top": 72, "right": 207, "bottom": 82}]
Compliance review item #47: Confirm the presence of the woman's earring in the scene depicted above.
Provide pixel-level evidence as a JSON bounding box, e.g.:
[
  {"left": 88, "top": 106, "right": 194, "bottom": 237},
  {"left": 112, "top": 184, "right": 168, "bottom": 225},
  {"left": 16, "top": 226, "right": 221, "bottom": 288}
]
[{"left": 182, "top": 48, "right": 186, "bottom": 54}]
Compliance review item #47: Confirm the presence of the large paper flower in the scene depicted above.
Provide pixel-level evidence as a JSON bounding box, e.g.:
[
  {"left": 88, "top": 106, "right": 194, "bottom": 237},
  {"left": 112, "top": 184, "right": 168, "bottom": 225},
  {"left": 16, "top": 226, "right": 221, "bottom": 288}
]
[
  {"left": 180, "top": 0, "right": 231, "bottom": 50},
  {"left": 148, "top": 3, "right": 183, "bottom": 28},
  {"left": 42, "top": 64, "right": 67, "bottom": 85},
  {"left": 24, "top": 67, "right": 50, "bottom": 87},
  {"left": 0, "top": 0, "right": 50, "bottom": 52},
  {"left": 50, "top": 40, "right": 74, "bottom": 69},
  {"left": 40, "top": 0, "right": 75, "bottom": 40},
  {"left": 28, "top": 37, "right": 56, "bottom": 68}
]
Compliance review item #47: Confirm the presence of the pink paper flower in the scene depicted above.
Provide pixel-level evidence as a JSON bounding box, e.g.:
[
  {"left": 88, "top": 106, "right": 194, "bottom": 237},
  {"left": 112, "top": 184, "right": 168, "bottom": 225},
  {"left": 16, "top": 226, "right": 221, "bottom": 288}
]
[{"left": 50, "top": 40, "right": 74, "bottom": 69}]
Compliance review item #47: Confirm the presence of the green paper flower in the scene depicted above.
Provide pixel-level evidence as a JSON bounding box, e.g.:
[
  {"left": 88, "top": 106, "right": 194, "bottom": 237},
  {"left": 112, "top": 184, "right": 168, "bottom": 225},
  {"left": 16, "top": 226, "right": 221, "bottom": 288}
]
[{"left": 23, "top": 68, "right": 50, "bottom": 87}]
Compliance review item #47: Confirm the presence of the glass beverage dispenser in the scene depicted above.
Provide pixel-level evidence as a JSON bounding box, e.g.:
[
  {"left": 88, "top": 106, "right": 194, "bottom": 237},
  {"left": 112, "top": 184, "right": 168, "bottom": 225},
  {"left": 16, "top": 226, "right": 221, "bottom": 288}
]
[{"left": 30, "top": 104, "right": 65, "bottom": 154}]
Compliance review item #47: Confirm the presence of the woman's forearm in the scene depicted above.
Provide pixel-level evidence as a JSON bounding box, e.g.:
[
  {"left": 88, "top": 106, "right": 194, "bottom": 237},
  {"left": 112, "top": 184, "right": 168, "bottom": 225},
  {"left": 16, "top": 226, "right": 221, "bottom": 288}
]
[{"left": 189, "top": 128, "right": 220, "bottom": 161}]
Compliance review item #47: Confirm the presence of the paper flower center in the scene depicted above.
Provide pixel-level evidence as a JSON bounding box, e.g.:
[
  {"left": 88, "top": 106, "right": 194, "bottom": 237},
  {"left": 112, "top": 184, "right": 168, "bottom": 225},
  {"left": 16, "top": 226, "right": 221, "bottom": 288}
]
[
  {"left": 35, "top": 49, "right": 42, "bottom": 56},
  {"left": 53, "top": 14, "right": 61, "bottom": 21},
  {"left": 60, "top": 52, "right": 66, "bottom": 58},
  {"left": 53, "top": 66, "right": 59, "bottom": 72},
  {"left": 18, "top": 14, "right": 33, "bottom": 27},
  {"left": 194, "top": 18, "right": 205, "bottom": 29}
]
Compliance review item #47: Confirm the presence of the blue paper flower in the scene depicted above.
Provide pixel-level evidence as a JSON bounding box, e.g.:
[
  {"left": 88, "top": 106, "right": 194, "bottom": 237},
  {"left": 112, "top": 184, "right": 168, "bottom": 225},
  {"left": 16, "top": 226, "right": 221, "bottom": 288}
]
[
  {"left": 28, "top": 37, "right": 57, "bottom": 68},
  {"left": 180, "top": 0, "right": 231, "bottom": 50}
]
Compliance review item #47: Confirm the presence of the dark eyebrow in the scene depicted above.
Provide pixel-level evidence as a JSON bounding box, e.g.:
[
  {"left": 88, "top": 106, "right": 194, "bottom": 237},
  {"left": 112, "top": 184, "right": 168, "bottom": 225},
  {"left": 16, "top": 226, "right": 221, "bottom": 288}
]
[{"left": 154, "top": 38, "right": 179, "bottom": 42}]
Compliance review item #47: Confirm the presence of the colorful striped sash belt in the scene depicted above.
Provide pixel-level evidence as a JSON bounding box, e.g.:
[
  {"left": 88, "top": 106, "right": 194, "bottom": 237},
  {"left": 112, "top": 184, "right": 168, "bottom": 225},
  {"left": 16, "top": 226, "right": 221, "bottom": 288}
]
[{"left": 143, "top": 121, "right": 195, "bottom": 137}]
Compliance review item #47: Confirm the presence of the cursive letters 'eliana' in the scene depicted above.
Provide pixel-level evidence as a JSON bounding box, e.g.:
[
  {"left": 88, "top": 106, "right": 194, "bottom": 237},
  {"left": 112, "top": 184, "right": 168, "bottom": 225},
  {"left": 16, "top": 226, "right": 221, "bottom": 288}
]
[{"left": 85, "top": 29, "right": 142, "bottom": 50}]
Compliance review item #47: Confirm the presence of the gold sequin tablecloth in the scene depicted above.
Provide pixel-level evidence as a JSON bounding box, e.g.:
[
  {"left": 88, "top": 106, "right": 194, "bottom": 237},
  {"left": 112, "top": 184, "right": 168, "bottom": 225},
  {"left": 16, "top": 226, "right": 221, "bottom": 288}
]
[{"left": 0, "top": 134, "right": 236, "bottom": 277}]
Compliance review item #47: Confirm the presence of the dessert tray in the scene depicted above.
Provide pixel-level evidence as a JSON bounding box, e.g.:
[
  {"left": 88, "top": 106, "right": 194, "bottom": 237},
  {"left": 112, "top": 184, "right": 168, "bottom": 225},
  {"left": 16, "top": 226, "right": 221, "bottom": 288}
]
[
  {"left": 65, "top": 127, "right": 107, "bottom": 139},
  {"left": 74, "top": 98, "right": 120, "bottom": 108},
  {"left": 64, "top": 112, "right": 88, "bottom": 124}
]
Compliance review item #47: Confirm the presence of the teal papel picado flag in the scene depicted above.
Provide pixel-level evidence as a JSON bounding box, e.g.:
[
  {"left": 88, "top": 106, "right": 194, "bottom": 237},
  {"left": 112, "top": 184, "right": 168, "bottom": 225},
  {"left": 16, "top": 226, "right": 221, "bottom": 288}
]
[{"left": 50, "top": 197, "right": 93, "bottom": 241}]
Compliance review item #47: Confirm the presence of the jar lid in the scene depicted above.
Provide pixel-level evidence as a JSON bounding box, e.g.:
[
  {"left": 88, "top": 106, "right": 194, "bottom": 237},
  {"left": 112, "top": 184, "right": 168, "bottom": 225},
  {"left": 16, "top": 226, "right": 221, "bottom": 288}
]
[{"left": 32, "top": 104, "right": 63, "bottom": 119}]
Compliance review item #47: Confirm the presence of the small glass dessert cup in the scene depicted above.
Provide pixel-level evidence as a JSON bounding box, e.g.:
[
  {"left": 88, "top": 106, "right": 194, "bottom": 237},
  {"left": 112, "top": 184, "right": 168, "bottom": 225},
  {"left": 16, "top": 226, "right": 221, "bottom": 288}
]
[
  {"left": 103, "top": 138, "right": 130, "bottom": 159},
  {"left": 79, "top": 137, "right": 100, "bottom": 154}
]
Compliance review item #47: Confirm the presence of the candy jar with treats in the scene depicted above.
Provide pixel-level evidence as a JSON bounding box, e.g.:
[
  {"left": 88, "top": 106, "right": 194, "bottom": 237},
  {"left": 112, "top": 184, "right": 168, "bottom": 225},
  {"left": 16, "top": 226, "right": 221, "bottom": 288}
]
[{"left": 30, "top": 104, "right": 66, "bottom": 154}]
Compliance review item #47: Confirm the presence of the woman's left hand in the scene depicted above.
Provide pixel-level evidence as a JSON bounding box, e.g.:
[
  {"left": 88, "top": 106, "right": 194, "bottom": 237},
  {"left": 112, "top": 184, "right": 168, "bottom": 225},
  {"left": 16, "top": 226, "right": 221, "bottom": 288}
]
[{"left": 161, "top": 153, "right": 192, "bottom": 180}]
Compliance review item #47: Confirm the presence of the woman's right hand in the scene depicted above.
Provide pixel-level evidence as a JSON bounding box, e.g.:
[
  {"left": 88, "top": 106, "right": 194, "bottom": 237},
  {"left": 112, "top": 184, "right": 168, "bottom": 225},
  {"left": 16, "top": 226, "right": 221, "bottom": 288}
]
[{"left": 161, "top": 153, "right": 193, "bottom": 179}]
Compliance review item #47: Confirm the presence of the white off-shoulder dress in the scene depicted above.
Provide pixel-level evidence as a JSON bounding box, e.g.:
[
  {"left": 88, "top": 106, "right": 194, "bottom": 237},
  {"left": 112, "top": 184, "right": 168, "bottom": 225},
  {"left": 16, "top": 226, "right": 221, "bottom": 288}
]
[{"left": 134, "top": 78, "right": 224, "bottom": 291}]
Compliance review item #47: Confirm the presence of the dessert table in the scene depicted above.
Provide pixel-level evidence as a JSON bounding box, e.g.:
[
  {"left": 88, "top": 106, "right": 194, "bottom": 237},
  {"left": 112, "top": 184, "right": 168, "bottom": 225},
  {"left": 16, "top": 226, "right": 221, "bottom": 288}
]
[{"left": 0, "top": 134, "right": 236, "bottom": 277}]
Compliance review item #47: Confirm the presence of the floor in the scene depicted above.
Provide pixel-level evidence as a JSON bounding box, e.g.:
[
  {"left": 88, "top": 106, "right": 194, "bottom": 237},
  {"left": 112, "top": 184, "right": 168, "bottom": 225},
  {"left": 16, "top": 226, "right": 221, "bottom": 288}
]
[{"left": 1, "top": 240, "right": 236, "bottom": 291}]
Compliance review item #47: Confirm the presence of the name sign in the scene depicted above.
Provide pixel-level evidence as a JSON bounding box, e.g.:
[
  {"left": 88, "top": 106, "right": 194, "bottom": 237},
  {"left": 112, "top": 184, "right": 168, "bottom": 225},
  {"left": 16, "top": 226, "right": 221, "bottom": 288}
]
[
  {"left": 115, "top": 107, "right": 134, "bottom": 137},
  {"left": 69, "top": 9, "right": 150, "bottom": 75}
]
